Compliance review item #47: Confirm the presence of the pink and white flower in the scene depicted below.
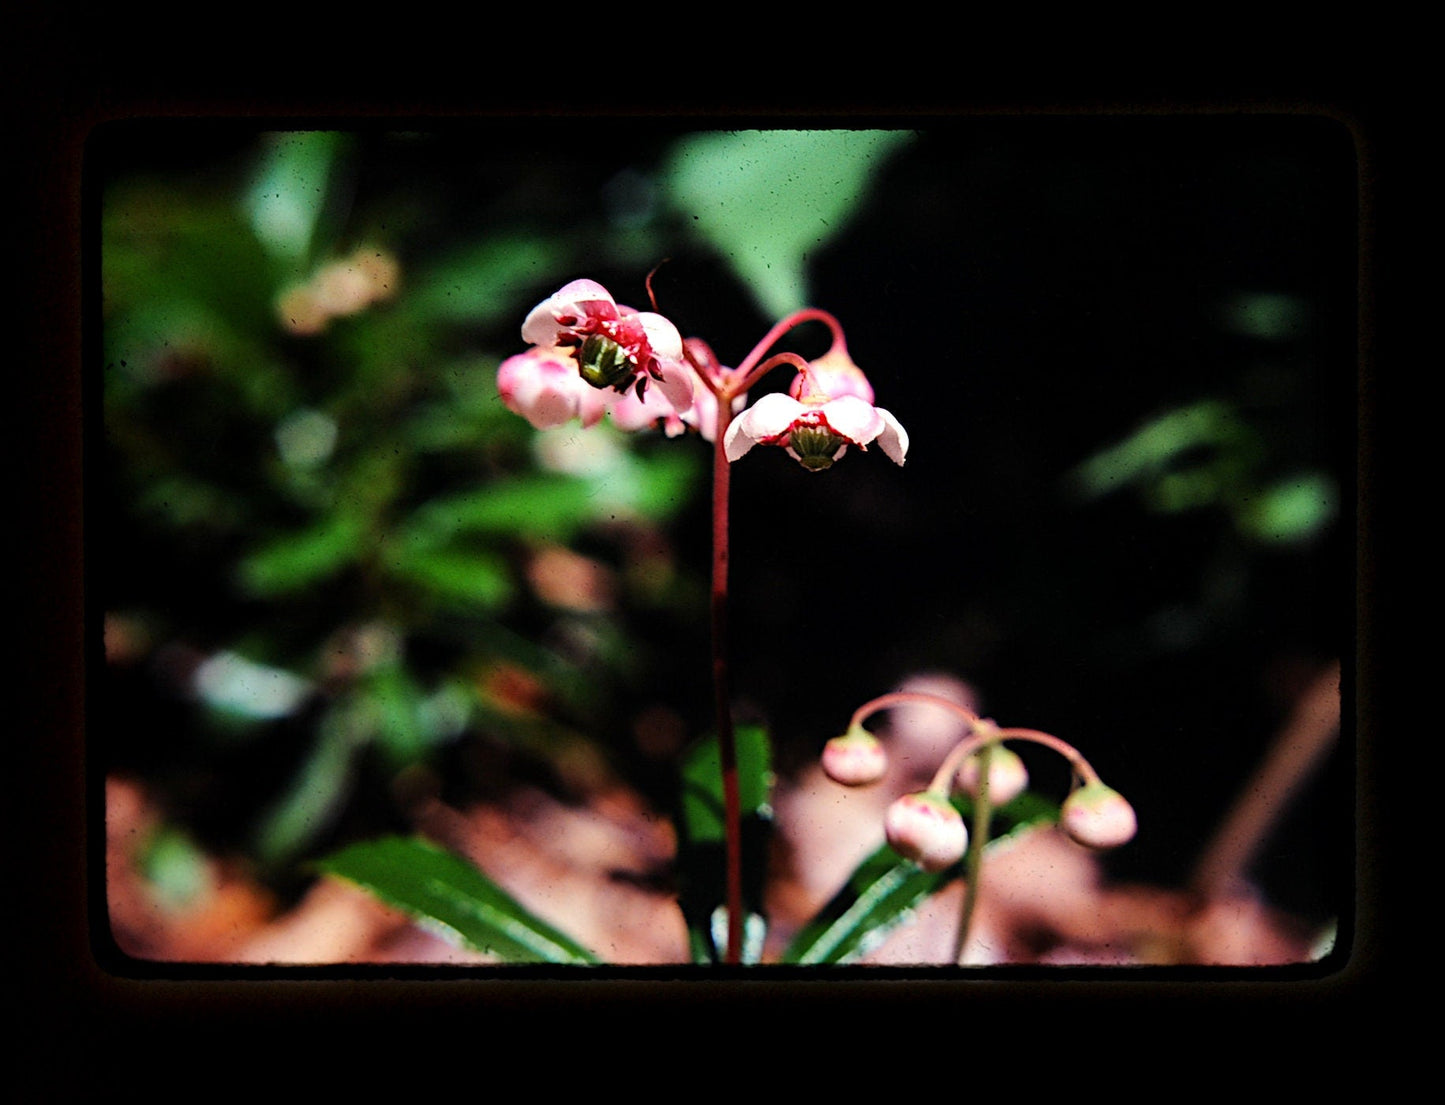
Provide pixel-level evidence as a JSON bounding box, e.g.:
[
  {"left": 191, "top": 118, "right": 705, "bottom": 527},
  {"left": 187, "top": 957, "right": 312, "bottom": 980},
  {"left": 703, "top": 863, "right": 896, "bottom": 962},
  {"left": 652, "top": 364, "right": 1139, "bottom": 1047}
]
[
  {"left": 723, "top": 353, "right": 908, "bottom": 472},
  {"left": 521, "top": 278, "right": 694, "bottom": 414},
  {"left": 497, "top": 346, "right": 612, "bottom": 430}
]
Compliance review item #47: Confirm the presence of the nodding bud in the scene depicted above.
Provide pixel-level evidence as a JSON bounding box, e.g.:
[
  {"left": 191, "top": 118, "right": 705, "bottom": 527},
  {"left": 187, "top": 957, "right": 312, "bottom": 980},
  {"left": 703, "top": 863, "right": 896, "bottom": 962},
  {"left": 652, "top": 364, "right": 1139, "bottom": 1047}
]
[
  {"left": 1060, "top": 782, "right": 1137, "bottom": 850},
  {"left": 821, "top": 727, "right": 888, "bottom": 787},
  {"left": 884, "top": 792, "right": 968, "bottom": 872},
  {"left": 955, "top": 745, "right": 1029, "bottom": 807}
]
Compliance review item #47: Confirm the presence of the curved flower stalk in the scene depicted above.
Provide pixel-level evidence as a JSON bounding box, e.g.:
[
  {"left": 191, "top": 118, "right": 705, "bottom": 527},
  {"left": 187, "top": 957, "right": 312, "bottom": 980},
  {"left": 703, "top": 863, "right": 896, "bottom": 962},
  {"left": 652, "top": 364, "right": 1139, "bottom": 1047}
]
[{"left": 829, "top": 691, "right": 1136, "bottom": 963}]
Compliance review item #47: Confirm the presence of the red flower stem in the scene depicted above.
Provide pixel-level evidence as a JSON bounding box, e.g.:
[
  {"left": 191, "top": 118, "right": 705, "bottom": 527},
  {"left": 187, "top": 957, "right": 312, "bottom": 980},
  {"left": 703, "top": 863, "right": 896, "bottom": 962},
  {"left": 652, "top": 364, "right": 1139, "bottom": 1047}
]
[
  {"left": 712, "top": 388, "right": 744, "bottom": 965},
  {"left": 732, "top": 308, "right": 847, "bottom": 382},
  {"left": 735, "top": 352, "right": 812, "bottom": 399}
]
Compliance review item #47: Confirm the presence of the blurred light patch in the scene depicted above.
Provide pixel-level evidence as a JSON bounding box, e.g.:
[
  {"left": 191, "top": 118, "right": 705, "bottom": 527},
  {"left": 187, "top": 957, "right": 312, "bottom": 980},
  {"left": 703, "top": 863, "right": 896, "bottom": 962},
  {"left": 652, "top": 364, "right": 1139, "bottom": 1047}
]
[
  {"left": 243, "top": 131, "right": 343, "bottom": 265},
  {"left": 1218, "top": 292, "right": 1309, "bottom": 340},
  {"left": 533, "top": 423, "right": 626, "bottom": 476},
  {"left": 416, "top": 682, "right": 473, "bottom": 744},
  {"left": 275, "top": 408, "right": 338, "bottom": 469},
  {"left": 194, "top": 650, "right": 312, "bottom": 720},
  {"left": 140, "top": 826, "right": 212, "bottom": 912},
  {"left": 527, "top": 545, "right": 616, "bottom": 613}
]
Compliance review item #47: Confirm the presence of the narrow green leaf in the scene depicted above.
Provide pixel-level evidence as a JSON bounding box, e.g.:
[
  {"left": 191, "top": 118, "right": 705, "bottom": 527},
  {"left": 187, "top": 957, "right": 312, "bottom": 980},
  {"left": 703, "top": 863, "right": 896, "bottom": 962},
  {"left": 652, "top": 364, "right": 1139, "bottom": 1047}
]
[
  {"left": 237, "top": 511, "right": 364, "bottom": 595},
  {"left": 316, "top": 835, "right": 601, "bottom": 964},
  {"left": 676, "top": 725, "right": 774, "bottom": 963},
  {"left": 408, "top": 476, "right": 598, "bottom": 543},
  {"left": 382, "top": 541, "right": 514, "bottom": 611},
  {"left": 253, "top": 703, "right": 363, "bottom": 865}
]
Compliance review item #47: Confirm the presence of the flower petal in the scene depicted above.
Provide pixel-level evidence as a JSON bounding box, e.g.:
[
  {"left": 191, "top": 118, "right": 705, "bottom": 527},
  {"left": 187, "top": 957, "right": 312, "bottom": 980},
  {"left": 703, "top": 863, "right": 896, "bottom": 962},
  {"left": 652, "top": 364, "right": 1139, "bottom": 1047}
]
[
  {"left": 819, "top": 395, "right": 885, "bottom": 446},
  {"left": 651, "top": 356, "right": 695, "bottom": 413},
  {"left": 874, "top": 407, "right": 909, "bottom": 466},
  {"left": 636, "top": 311, "right": 684, "bottom": 360},
  {"left": 521, "top": 279, "right": 616, "bottom": 346},
  {"left": 739, "top": 392, "right": 808, "bottom": 440},
  {"left": 723, "top": 415, "right": 758, "bottom": 461}
]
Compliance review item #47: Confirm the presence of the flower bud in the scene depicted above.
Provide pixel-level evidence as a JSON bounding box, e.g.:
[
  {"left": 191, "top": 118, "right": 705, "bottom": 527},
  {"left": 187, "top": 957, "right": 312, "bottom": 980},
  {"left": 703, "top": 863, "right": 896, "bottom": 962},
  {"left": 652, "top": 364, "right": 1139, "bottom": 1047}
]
[
  {"left": 821, "top": 727, "right": 888, "bottom": 787},
  {"left": 1060, "top": 782, "right": 1137, "bottom": 850},
  {"left": 955, "top": 745, "right": 1029, "bottom": 807},
  {"left": 884, "top": 792, "right": 968, "bottom": 871}
]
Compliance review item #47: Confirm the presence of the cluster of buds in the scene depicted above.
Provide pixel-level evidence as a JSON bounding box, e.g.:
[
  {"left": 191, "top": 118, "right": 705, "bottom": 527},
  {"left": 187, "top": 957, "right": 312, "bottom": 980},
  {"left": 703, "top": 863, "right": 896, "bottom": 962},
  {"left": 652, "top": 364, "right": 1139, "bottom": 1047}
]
[
  {"left": 277, "top": 245, "right": 400, "bottom": 335},
  {"left": 498, "top": 277, "right": 908, "bottom": 470},
  {"left": 822, "top": 696, "right": 1136, "bottom": 872}
]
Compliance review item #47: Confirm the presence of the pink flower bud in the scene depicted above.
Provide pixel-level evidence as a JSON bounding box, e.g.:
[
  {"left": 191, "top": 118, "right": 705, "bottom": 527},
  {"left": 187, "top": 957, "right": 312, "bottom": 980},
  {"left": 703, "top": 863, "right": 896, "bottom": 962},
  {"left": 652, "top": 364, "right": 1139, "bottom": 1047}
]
[
  {"left": 884, "top": 792, "right": 968, "bottom": 871},
  {"left": 1060, "top": 783, "right": 1137, "bottom": 850},
  {"left": 955, "top": 745, "right": 1029, "bottom": 807},
  {"left": 821, "top": 728, "right": 888, "bottom": 787}
]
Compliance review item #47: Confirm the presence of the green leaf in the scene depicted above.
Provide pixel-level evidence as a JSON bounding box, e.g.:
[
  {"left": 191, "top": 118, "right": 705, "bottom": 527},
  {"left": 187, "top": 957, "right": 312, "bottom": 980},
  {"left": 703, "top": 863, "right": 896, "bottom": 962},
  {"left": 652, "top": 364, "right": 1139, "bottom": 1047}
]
[
  {"left": 408, "top": 476, "right": 598, "bottom": 543},
  {"left": 680, "top": 723, "right": 773, "bottom": 840},
  {"left": 1236, "top": 472, "right": 1336, "bottom": 544},
  {"left": 252, "top": 702, "right": 364, "bottom": 865},
  {"left": 676, "top": 724, "right": 774, "bottom": 964},
  {"left": 781, "top": 792, "right": 1058, "bottom": 965},
  {"left": 242, "top": 131, "right": 346, "bottom": 269},
  {"left": 316, "top": 835, "right": 601, "bottom": 964},
  {"left": 661, "top": 129, "right": 914, "bottom": 317},
  {"left": 236, "top": 511, "right": 365, "bottom": 596},
  {"left": 410, "top": 236, "right": 566, "bottom": 325},
  {"left": 382, "top": 540, "right": 514, "bottom": 611},
  {"left": 1070, "top": 400, "right": 1246, "bottom": 499}
]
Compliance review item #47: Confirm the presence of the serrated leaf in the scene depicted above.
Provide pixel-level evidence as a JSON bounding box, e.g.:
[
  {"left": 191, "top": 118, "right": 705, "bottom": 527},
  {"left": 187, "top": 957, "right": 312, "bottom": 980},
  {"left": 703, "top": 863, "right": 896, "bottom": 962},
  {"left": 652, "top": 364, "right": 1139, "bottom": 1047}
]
[
  {"left": 316, "top": 835, "right": 600, "bottom": 964},
  {"left": 781, "top": 792, "right": 1058, "bottom": 965}
]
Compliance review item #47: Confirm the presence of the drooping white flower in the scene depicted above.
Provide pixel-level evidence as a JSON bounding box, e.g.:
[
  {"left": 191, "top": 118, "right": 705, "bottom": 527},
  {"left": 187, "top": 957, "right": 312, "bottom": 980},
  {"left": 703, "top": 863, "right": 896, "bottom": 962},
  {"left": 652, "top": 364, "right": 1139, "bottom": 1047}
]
[
  {"left": 724, "top": 392, "right": 908, "bottom": 471},
  {"left": 723, "top": 349, "right": 907, "bottom": 471}
]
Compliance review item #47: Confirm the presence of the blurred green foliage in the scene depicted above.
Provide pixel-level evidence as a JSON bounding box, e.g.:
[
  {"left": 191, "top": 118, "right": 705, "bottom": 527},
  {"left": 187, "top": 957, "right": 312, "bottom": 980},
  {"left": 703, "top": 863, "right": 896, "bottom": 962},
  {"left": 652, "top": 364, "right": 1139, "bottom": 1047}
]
[
  {"left": 100, "top": 125, "right": 914, "bottom": 896},
  {"left": 1069, "top": 398, "right": 1337, "bottom": 545},
  {"left": 101, "top": 129, "right": 712, "bottom": 878},
  {"left": 663, "top": 129, "right": 915, "bottom": 317}
]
